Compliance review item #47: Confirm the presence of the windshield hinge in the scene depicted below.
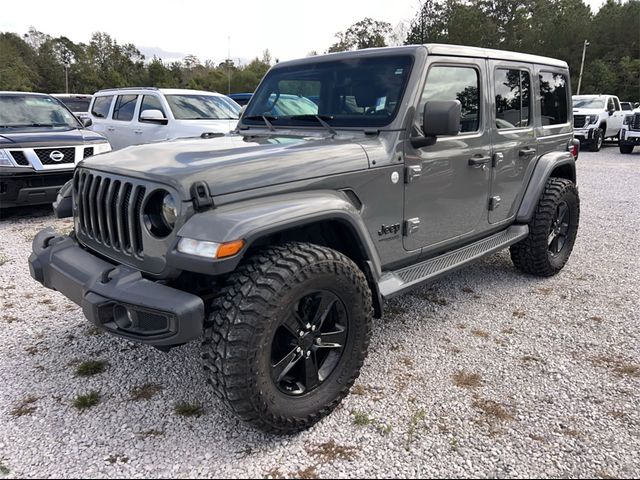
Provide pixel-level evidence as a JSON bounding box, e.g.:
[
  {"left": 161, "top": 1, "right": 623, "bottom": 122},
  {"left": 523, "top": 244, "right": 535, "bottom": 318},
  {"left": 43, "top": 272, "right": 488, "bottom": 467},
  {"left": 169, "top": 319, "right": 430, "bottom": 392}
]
[{"left": 190, "top": 181, "right": 214, "bottom": 211}]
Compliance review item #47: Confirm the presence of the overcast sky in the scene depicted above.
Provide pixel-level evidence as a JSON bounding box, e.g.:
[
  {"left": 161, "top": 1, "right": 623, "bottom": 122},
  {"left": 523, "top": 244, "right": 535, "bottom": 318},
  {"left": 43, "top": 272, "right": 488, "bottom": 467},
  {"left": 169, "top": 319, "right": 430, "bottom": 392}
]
[{"left": 1, "top": 0, "right": 608, "bottom": 65}]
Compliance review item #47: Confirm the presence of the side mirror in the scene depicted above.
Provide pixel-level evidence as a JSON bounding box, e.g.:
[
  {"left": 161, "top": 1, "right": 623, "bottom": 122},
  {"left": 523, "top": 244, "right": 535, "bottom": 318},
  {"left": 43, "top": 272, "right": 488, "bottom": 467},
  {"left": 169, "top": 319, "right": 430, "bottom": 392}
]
[
  {"left": 608, "top": 109, "right": 615, "bottom": 116},
  {"left": 411, "top": 100, "right": 461, "bottom": 148},
  {"left": 81, "top": 117, "right": 92, "bottom": 128},
  {"left": 140, "top": 109, "right": 168, "bottom": 124}
]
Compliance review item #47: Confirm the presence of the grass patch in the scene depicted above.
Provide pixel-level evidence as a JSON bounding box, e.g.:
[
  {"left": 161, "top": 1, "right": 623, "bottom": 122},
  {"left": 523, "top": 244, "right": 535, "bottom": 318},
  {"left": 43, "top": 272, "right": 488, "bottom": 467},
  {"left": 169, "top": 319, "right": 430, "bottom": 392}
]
[
  {"left": 3, "top": 315, "right": 17, "bottom": 323},
  {"left": 75, "top": 359, "right": 108, "bottom": 377},
  {"left": 501, "top": 327, "right": 516, "bottom": 334},
  {"left": 400, "top": 356, "right": 414, "bottom": 367},
  {"left": 471, "top": 329, "right": 490, "bottom": 339},
  {"left": 308, "top": 440, "right": 358, "bottom": 462},
  {"left": 472, "top": 398, "right": 514, "bottom": 422},
  {"left": 74, "top": 390, "right": 100, "bottom": 410},
  {"left": 0, "top": 254, "right": 8, "bottom": 267},
  {"left": 462, "top": 286, "right": 475, "bottom": 293},
  {"left": 351, "top": 384, "right": 367, "bottom": 395},
  {"left": 0, "top": 461, "right": 9, "bottom": 475},
  {"left": 406, "top": 408, "right": 427, "bottom": 450},
  {"left": 512, "top": 309, "right": 526, "bottom": 318},
  {"left": 592, "top": 355, "right": 640, "bottom": 378},
  {"left": 10, "top": 395, "right": 38, "bottom": 417},
  {"left": 352, "top": 410, "right": 373, "bottom": 426},
  {"left": 452, "top": 370, "right": 483, "bottom": 389},
  {"left": 174, "top": 402, "right": 203, "bottom": 417},
  {"left": 131, "top": 383, "right": 163, "bottom": 401},
  {"left": 136, "top": 429, "right": 165, "bottom": 438},
  {"left": 589, "top": 316, "right": 604, "bottom": 324},
  {"left": 294, "top": 466, "right": 318, "bottom": 479}
]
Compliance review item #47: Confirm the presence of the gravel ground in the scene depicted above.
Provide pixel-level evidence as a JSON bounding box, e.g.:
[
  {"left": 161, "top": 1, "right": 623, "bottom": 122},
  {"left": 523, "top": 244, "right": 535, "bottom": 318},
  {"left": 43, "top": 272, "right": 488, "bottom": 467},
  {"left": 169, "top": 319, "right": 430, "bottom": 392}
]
[{"left": 0, "top": 144, "right": 638, "bottom": 479}]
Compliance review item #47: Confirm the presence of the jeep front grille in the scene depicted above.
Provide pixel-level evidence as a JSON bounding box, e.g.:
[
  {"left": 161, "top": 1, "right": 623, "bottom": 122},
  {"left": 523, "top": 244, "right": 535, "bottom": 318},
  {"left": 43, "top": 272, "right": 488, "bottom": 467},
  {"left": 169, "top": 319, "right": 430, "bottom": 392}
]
[
  {"left": 75, "top": 170, "right": 146, "bottom": 258},
  {"left": 573, "top": 115, "right": 586, "bottom": 128}
]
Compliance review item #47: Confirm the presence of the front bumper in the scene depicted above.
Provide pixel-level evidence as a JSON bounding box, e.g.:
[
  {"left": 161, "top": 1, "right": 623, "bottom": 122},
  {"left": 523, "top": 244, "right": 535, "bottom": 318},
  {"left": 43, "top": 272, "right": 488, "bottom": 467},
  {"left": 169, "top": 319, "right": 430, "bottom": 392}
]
[
  {"left": 573, "top": 127, "right": 595, "bottom": 142},
  {"left": 29, "top": 228, "right": 204, "bottom": 346},
  {"left": 620, "top": 129, "right": 640, "bottom": 144},
  {"left": 0, "top": 169, "right": 73, "bottom": 208}
]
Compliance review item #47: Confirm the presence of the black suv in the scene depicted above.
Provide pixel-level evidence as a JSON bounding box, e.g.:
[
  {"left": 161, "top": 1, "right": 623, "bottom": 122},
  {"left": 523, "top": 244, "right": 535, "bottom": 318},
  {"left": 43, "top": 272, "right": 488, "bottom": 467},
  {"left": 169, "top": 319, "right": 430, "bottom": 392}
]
[{"left": 0, "top": 92, "right": 111, "bottom": 209}]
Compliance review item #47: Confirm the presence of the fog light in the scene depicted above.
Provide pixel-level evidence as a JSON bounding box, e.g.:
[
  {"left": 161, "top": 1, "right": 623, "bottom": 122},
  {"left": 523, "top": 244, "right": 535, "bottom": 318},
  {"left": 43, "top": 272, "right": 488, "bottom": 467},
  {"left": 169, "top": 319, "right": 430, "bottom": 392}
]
[{"left": 113, "top": 304, "right": 134, "bottom": 329}]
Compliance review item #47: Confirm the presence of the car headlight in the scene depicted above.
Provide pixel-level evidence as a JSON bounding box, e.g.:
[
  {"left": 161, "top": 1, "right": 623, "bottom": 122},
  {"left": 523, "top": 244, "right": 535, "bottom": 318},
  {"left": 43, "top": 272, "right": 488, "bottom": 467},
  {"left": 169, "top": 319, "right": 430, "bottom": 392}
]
[
  {"left": 144, "top": 190, "right": 179, "bottom": 238},
  {"left": 0, "top": 149, "right": 15, "bottom": 167},
  {"left": 161, "top": 192, "right": 178, "bottom": 228},
  {"left": 93, "top": 142, "right": 112, "bottom": 154},
  {"left": 586, "top": 115, "right": 598, "bottom": 126}
]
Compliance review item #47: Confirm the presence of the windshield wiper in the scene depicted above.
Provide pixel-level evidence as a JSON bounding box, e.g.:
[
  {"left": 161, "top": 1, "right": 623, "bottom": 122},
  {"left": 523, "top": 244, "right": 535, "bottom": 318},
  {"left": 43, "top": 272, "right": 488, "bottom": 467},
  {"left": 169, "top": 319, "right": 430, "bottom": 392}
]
[
  {"left": 243, "top": 115, "right": 277, "bottom": 132},
  {"left": 289, "top": 115, "right": 337, "bottom": 135}
]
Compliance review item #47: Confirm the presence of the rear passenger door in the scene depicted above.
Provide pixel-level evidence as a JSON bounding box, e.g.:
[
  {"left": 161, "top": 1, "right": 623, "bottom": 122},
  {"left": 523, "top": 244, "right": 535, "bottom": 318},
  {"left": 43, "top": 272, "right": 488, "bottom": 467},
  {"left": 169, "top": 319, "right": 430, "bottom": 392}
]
[
  {"left": 89, "top": 95, "right": 115, "bottom": 138},
  {"left": 109, "top": 94, "right": 140, "bottom": 150},
  {"left": 488, "top": 61, "right": 536, "bottom": 224}
]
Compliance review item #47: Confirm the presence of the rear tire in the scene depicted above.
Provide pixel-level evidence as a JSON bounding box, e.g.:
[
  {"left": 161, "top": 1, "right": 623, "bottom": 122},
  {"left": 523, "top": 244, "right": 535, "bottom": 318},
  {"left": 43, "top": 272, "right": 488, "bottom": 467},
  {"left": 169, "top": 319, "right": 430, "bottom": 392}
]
[
  {"left": 510, "top": 178, "right": 579, "bottom": 277},
  {"left": 589, "top": 128, "right": 604, "bottom": 152},
  {"left": 201, "top": 242, "right": 372, "bottom": 434}
]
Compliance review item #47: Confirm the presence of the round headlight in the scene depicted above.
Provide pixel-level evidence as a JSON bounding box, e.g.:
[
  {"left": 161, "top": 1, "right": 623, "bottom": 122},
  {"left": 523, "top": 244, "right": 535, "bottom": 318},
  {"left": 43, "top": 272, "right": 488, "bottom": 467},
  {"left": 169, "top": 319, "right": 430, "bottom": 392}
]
[{"left": 161, "top": 193, "right": 178, "bottom": 228}]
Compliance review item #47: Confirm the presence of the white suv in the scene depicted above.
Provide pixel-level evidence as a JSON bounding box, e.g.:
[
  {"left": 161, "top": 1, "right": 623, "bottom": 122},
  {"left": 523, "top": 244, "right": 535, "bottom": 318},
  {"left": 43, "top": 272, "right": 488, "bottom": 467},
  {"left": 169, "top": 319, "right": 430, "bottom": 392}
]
[
  {"left": 87, "top": 88, "right": 241, "bottom": 150},
  {"left": 572, "top": 94, "right": 626, "bottom": 152}
]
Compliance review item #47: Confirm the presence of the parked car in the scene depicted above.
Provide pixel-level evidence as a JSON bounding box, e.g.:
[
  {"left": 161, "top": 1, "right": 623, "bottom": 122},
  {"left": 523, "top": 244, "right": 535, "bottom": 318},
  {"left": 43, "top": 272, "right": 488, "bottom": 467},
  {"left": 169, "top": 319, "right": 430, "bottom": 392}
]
[
  {"left": 30, "top": 45, "right": 579, "bottom": 433},
  {"left": 228, "top": 93, "right": 252, "bottom": 106},
  {"left": 87, "top": 88, "right": 240, "bottom": 150},
  {"left": 51, "top": 93, "right": 93, "bottom": 122},
  {"left": 572, "top": 94, "right": 625, "bottom": 151},
  {"left": 0, "top": 92, "right": 110, "bottom": 209},
  {"left": 619, "top": 110, "right": 640, "bottom": 153}
]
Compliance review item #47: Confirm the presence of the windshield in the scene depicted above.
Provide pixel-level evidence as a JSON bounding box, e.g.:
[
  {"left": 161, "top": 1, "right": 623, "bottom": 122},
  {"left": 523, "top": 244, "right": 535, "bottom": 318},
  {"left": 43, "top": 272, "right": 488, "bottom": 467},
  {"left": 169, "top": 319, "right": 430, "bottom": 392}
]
[
  {"left": 56, "top": 97, "right": 92, "bottom": 112},
  {"left": 573, "top": 97, "right": 604, "bottom": 109},
  {"left": 243, "top": 55, "right": 414, "bottom": 128},
  {"left": 165, "top": 94, "right": 240, "bottom": 120},
  {"left": 0, "top": 94, "right": 81, "bottom": 131}
]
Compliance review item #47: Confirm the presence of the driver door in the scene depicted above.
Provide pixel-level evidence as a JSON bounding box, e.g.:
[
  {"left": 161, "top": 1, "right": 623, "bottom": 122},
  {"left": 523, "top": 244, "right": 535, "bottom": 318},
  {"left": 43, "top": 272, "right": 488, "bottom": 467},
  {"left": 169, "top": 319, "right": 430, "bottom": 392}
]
[{"left": 403, "top": 58, "right": 492, "bottom": 253}]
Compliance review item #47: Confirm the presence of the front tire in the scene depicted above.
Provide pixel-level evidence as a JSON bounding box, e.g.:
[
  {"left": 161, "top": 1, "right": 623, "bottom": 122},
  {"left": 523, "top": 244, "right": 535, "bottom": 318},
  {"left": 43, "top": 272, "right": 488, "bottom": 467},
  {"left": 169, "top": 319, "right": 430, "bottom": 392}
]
[
  {"left": 589, "top": 128, "right": 604, "bottom": 152},
  {"left": 619, "top": 143, "right": 634, "bottom": 154},
  {"left": 202, "top": 242, "right": 372, "bottom": 434},
  {"left": 510, "top": 178, "right": 579, "bottom": 277}
]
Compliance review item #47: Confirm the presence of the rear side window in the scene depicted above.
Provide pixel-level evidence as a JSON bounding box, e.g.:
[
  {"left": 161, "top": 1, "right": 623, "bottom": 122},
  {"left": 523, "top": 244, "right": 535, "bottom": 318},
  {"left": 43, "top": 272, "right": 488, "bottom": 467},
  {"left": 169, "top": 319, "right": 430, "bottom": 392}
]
[
  {"left": 91, "top": 96, "right": 113, "bottom": 118},
  {"left": 113, "top": 95, "right": 139, "bottom": 121},
  {"left": 495, "top": 69, "right": 531, "bottom": 129},
  {"left": 139, "top": 95, "right": 166, "bottom": 120},
  {"left": 419, "top": 65, "right": 480, "bottom": 133},
  {"left": 539, "top": 72, "right": 569, "bottom": 125}
]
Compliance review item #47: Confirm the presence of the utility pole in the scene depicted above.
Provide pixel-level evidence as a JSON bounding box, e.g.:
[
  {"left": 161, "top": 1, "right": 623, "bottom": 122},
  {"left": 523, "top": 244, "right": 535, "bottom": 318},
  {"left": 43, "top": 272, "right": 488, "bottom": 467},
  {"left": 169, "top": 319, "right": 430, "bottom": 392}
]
[
  {"left": 227, "top": 36, "right": 231, "bottom": 95},
  {"left": 577, "top": 39, "right": 589, "bottom": 95},
  {"left": 64, "top": 61, "right": 70, "bottom": 93}
]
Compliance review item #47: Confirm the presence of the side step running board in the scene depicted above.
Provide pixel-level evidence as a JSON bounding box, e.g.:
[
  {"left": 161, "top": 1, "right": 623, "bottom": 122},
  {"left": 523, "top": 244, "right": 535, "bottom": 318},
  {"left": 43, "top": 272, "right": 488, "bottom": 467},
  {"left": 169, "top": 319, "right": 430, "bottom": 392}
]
[{"left": 378, "top": 225, "right": 529, "bottom": 299}]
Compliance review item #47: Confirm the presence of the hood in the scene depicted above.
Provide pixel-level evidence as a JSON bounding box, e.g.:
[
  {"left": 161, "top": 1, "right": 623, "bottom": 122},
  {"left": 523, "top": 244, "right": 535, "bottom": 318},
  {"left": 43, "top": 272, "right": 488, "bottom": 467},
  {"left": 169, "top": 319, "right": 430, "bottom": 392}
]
[
  {"left": 81, "top": 133, "right": 371, "bottom": 198},
  {"left": 0, "top": 128, "right": 107, "bottom": 149},
  {"left": 172, "top": 119, "right": 237, "bottom": 133},
  {"left": 572, "top": 108, "right": 604, "bottom": 115}
]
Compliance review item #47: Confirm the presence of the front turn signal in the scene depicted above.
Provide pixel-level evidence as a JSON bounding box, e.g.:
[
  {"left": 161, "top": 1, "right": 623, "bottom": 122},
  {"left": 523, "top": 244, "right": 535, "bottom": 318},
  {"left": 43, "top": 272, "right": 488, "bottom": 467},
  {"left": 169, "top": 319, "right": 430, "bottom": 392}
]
[{"left": 216, "top": 239, "right": 245, "bottom": 258}]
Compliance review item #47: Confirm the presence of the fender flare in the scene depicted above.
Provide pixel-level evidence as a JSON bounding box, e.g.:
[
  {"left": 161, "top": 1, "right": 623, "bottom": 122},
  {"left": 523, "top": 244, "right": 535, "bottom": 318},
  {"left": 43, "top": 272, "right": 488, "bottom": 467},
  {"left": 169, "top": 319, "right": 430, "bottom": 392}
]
[
  {"left": 516, "top": 151, "right": 576, "bottom": 223},
  {"left": 170, "top": 189, "right": 382, "bottom": 278}
]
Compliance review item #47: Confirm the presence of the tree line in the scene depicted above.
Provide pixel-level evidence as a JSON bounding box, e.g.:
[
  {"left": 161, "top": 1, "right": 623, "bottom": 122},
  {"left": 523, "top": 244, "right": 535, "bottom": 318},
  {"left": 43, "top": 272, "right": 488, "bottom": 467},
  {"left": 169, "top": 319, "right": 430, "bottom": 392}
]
[{"left": 0, "top": 0, "right": 638, "bottom": 100}]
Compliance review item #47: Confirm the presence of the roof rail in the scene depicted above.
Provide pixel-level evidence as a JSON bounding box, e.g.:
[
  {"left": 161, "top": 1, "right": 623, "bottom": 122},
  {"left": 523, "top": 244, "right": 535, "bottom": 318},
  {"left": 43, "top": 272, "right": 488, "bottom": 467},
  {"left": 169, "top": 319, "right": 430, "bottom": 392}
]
[{"left": 95, "top": 87, "right": 160, "bottom": 93}]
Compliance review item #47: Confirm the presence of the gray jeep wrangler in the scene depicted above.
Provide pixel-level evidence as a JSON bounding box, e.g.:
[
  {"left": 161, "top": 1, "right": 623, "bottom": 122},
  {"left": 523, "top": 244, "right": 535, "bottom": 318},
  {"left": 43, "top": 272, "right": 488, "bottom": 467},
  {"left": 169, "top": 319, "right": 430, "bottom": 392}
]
[{"left": 29, "top": 45, "right": 580, "bottom": 434}]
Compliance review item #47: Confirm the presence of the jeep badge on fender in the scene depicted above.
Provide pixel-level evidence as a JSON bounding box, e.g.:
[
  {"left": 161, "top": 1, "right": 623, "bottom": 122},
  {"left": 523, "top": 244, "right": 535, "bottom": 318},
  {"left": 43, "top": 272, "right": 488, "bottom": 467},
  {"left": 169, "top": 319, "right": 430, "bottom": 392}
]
[{"left": 29, "top": 44, "right": 579, "bottom": 434}]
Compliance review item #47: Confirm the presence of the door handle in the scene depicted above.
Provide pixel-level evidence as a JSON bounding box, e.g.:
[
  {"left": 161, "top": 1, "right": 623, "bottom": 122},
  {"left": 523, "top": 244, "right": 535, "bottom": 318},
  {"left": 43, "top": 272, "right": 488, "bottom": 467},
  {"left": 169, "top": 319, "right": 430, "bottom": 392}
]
[
  {"left": 519, "top": 147, "right": 537, "bottom": 157},
  {"left": 107, "top": 127, "right": 115, "bottom": 132},
  {"left": 134, "top": 130, "right": 143, "bottom": 134},
  {"left": 468, "top": 155, "right": 491, "bottom": 167}
]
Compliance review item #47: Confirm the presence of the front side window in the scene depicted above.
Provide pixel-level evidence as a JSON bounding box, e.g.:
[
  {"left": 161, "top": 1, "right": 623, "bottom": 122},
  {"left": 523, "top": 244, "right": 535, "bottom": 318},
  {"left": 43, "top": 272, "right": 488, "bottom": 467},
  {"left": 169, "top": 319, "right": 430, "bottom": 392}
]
[
  {"left": 418, "top": 65, "right": 480, "bottom": 133},
  {"left": 165, "top": 95, "right": 239, "bottom": 120},
  {"left": 91, "top": 95, "right": 113, "bottom": 118},
  {"left": 113, "top": 95, "right": 139, "bottom": 121},
  {"left": 0, "top": 94, "right": 80, "bottom": 132},
  {"left": 243, "top": 55, "right": 414, "bottom": 128},
  {"left": 495, "top": 69, "right": 531, "bottom": 129},
  {"left": 539, "top": 72, "right": 569, "bottom": 125},
  {"left": 612, "top": 97, "right": 620, "bottom": 111},
  {"left": 139, "top": 95, "right": 166, "bottom": 120}
]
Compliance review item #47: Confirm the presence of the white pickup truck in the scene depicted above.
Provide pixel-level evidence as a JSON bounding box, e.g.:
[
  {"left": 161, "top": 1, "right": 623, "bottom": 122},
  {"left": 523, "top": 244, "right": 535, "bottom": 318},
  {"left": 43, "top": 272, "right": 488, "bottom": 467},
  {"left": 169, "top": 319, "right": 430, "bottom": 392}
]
[{"left": 572, "top": 94, "right": 626, "bottom": 152}]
